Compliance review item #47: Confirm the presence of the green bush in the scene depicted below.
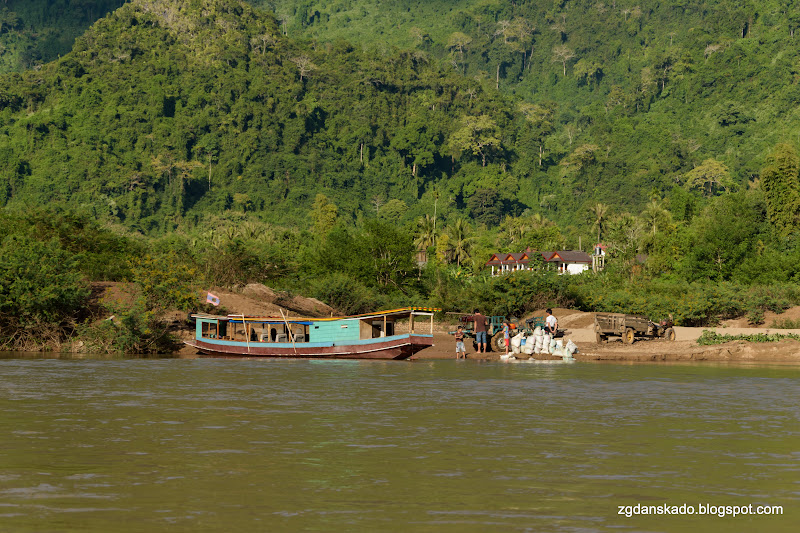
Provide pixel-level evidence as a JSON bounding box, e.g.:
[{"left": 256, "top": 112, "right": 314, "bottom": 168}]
[
  {"left": 312, "top": 273, "right": 375, "bottom": 316},
  {"left": 697, "top": 330, "right": 800, "bottom": 345},
  {"left": 568, "top": 274, "right": 800, "bottom": 327},
  {"left": 81, "top": 253, "right": 199, "bottom": 354},
  {"left": 0, "top": 236, "right": 90, "bottom": 349},
  {"left": 770, "top": 317, "right": 800, "bottom": 329}
]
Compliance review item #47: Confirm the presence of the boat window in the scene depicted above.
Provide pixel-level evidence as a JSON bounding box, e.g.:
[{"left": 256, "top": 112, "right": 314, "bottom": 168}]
[
  {"left": 231, "top": 322, "right": 248, "bottom": 341},
  {"left": 202, "top": 321, "right": 218, "bottom": 339},
  {"left": 362, "top": 319, "right": 396, "bottom": 339},
  {"left": 218, "top": 321, "right": 228, "bottom": 339},
  {"left": 289, "top": 324, "right": 309, "bottom": 343}
]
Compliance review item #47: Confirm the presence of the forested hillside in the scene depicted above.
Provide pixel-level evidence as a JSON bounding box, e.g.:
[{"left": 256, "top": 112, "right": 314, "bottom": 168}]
[
  {"left": 259, "top": 0, "right": 800, "bottom": 206},
  {"left": 1, "top": 0, "right": 541, "bottom": 233},
  {"left": 3, "top": 0, "right": 800, "bottom": 353},
  {"left": 3, "top": 0, "right": 800, "bottom": 232},
  {"left": 0, "top": 1, "right": 126, "bottom": 72}
]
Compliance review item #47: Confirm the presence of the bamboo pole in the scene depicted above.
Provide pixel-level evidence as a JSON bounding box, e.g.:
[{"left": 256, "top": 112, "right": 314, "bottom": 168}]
[
  {"left": 279, "top": 308, "right": 298, "bottom": 354},
  {"left": 239, "top": 314, "right": 250, "bottom": 354}
]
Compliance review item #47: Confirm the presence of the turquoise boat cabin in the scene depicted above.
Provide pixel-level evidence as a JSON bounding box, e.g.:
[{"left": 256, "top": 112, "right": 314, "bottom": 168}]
[{"left": 187, "top": 307, "right": 440, "bottom": 359}]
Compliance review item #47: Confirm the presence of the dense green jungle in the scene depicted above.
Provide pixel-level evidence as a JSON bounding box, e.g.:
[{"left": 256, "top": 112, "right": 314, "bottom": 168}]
[{"left": 2, "top": 0, "right": 800, "bottom": 352}]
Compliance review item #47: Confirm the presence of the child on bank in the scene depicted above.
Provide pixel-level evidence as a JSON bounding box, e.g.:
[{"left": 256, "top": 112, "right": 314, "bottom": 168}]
[{"left": 454, "top": 326, "right": 466, "bottom": 359}]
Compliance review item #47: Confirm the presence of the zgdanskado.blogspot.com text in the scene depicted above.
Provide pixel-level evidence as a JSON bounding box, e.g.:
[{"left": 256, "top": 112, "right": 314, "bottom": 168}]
[{"left": 618, "top": 503, "right": 784, "bottom": 518}]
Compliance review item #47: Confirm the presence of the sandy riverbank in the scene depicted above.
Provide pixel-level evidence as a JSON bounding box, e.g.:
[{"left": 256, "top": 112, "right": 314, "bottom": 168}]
[
  {"left": 411, "top": 308, "right": 800, "bottom": 364},
  {"left": 171, "top": 287, "right": 800, "bottom": 363}
]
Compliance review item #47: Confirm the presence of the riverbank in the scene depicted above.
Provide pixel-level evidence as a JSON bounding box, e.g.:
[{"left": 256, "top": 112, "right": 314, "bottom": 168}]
[
  {"left": 173, "top": 297, "right": 800, "bottom": 363},
  {"left": 404, "top": 307, "right": 800, "bottom": 363},
  {"left": 408, "top": 330, "right": 800, "bottom": 363}
]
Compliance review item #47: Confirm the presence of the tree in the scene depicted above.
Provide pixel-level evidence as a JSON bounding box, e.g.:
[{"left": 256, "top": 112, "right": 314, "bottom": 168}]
[
  {"left": 467, "top": 188, "right": 504, "bottom": 227},
  {"left": 362, "top": 219, "right": 416, "bottom": 290},
  {"left": 507, "top": 18, "right": 535, "bottom": 69},
  {"left": 683, "top": 159, "right": 733, "bottom": 197},
  {"left": 447, "top": 32, "right": 472, "bottom": 73},
  {"left": 0, "top": 236, "right": 89, "bottom": 348},
  {"left": 589, "top": 202, "right": 609, "bottom": 243},
  {"left": 445, "top": 218, "right": 475, "bottom": 266},
  {"left": 414, "top": 214, "right": 437, "bottom": 252},
  {"left": 761, "top": 143, "right": 800, "bottom": 233},
  {"left": 379, "top": 199, "right": 408, "bottom": 222},
  {"left": 573, "top": 58, "right": 602, "bottom": 86},
  {"left": 309, "top": 194, "right": 338, "bottom": 235},
  {"left": 552, "top": 45, "right": 575, "bottom": 76},
  {"left": 683, "top": 192, "right": 758, "bottom": 281},
  {"left": 604, "top": 212, "right": 642, "bottom": 262},
  {"left": 291, "top": 55, "right": 317, "bottom": 82},
  {"left": 641, "top": 199, "right": 672, "bottom": 236},
  {"left": 518, "top": 103, "right": 555, "bottom": 167},
  {"left": 448, "top": 115, "right": 501, "bottom": 167},
  {"left": 409, "top": 26, "right": 430, "bottom": 46}
]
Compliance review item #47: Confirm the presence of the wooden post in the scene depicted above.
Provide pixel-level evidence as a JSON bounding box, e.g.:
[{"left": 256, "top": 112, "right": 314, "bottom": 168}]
[
  {"left": 430, "top": 313, "right": 434, "bottom": 335},
  {"left": 410, "top": 312, "right": 414, "bottom": 334}
]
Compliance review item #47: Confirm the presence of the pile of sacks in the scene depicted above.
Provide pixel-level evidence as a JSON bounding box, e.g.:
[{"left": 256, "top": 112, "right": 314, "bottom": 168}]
[{"left": 509, "top": 327, "right": 578, "bottom": 359}]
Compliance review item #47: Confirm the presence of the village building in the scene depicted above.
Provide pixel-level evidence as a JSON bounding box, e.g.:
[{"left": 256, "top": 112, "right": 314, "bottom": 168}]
[
  {"left": 592, "top": 244, "right": 607, "bottom": 273},
  {"left": 485, "top": 247, "right": 598, "bottom": 276}
]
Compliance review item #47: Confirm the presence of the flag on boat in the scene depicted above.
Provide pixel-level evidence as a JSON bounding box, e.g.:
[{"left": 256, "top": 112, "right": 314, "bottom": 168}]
[{"left": 206, "top": 292, "right": 220, "bottom": 306}]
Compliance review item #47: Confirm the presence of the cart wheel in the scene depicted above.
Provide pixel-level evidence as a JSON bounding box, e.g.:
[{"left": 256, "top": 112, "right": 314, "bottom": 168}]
[
  {"left": 664, "top": 327, "right": 676, "bottom": 341},
  {"left": 623, "top": 328, "right": 635, "bottom": 344},
  {"left": 491, "top": 331, "right": 504, "bottom": 352},
  {"left": 596, "top": 332, "right": 606, "bottom": 343}
]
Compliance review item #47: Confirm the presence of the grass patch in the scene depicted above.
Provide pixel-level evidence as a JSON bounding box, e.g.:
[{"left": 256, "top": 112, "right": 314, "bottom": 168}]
[
  {"left": 697, "top": 330, "right": 800, "bottom": 345},
  {"left": 769, "top": 318, "right": 800, "bottom": 329}
]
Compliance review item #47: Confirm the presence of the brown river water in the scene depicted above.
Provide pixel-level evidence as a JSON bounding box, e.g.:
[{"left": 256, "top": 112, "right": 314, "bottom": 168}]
[{"left": 0, "top": 354, "right": 798, "bottom": 532}]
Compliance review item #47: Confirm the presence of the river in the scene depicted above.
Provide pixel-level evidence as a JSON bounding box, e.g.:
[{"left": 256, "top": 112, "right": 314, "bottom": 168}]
[{"left": 0, "top": 355, "right": 797, "bottom": 532}]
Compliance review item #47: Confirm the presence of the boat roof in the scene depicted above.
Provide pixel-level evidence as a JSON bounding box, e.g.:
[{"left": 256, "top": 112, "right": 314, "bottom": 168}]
[{"left": 191, "top": 306, "right": 441, "bottom": 323}]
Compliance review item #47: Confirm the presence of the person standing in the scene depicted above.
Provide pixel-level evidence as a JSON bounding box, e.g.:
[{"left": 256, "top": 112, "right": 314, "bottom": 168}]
[
  {"left": 474, "top": 309, "right": 488, "bottom": 353},
  {"left": 545, "top": 308, "right": 558, "bottom": 337},
  {"left": 502, "top": 320, "right": 511, "bottom": 355},
  {"left": 454, "top": 325, "right": 466, "bottom": 359}
]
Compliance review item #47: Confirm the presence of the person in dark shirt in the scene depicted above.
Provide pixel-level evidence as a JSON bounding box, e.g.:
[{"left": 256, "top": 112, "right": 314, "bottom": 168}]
[{"left": 474, "top": 309, "right": 488, "bottom": 353}]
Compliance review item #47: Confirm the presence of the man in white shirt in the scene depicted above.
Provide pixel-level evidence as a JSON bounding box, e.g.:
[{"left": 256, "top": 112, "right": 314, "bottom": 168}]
[{"left": 545, "top": 308, "right": 558, "bottom": 336}]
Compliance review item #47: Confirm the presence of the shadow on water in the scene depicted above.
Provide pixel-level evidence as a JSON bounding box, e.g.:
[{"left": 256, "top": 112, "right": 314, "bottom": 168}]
[{"left": 0, "top": 351, "right": 182, "bottom": 360}]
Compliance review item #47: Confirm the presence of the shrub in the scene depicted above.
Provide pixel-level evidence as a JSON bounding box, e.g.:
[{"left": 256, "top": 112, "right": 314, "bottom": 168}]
[
  {"left": 697, "top": 330, "right": 800, "bottom": 345},
  {"left": 770, "top": 317, "right": 800, "bottom": 329},
  {"left": 80, "top": 253, "right": 199, "bottom": 353},
  {"left": 312, "top": 273, "right": 375, "bottom": 315},
  {"left": 0, "top": 236, "right": 90, "bottom": 349}
]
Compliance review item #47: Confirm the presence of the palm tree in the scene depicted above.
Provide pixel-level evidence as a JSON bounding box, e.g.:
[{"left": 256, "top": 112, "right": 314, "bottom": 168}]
[
  {"left": 446, "top": 218, "right": 476, "bottom": 266},
  {"left": 414, "top": 214, "right": 437, "bottom": 252},
  {"left": 500, "top": 215, "right": 526, "bottom": 245},
  {"left": 641, "top": 199, "right": 671, "bottom": 236}
]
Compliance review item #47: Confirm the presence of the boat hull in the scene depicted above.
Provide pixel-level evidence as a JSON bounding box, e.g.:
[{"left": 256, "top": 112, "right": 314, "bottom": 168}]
[{"left": 184, "top": 334, "right": 434, "bottom": 360}]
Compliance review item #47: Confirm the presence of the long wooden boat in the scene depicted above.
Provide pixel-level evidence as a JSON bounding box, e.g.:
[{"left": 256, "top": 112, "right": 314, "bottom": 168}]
[{"left": 184, "top": 307, "right": 439, "bottom": 360}]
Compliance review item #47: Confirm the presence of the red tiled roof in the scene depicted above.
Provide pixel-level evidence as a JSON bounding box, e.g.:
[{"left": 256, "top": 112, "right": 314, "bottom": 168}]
[
  {"left": 487, "top": 250, "right": 590, "bottom": 266},
  {"left": 547, "top": 250, "right": 591, "bottom": 263}
]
